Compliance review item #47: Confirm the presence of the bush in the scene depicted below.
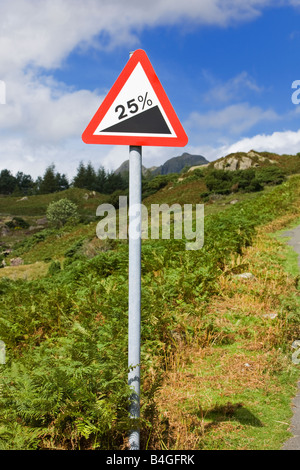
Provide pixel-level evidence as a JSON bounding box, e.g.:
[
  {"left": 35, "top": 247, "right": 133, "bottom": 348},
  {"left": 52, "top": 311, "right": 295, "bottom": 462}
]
[
  {"left": 204, "top": 168, "right": 265, "bottom": 195},
  {"left": 108, "top": 189, "right": 128, "bottom": 209},
  {"left": 64, "top": 239, "right": 85, "bottom": 258},
  {"left": 204, "top": 169, "right": 233, "bottom": 194},
  {"left": 46, "top": 198, "right": 79, "bottom": 228},
  {"left": 256, "top": 167, "right": 285, "bottom": 186},
  {"left": 47, "top": 260, "right": 61, "bottom": 276},
  {"left": 142, "top": 174, "right": 176, "bottom": 198},
  {"left": 5, "top": 217, "right": 30, "bottom": 230}
]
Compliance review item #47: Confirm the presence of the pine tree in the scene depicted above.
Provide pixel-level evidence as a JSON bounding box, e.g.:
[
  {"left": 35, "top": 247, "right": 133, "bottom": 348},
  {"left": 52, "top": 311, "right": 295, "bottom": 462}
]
[
  {"left": 73, "top": 161, "right": 87, "bottom": 189},
  {"left": 73, "top": 161, "right": 97, "bottom": 190},
  {"left": 95, "top": 166, "right": 107, "bottom": 193},
  {"left": 33, "top": 176, "right": 43, "bottom": 194},
  {"left": 0, "top": 169, "right": 17, "bottom": 194},
  {"left": 85, "top": 162, "right": 97, "bottom": 190},
  {"left": 39, "top": 164, "right": 58, "bottom": 194},
  {"left": 15, "top": 172, "right": 34, "bottom": 195},
  {"left": 55, "top": 172, "right": 69, "bottom": 192},
  {"left": 104, "top": 171, "right": 126, "bottom": 194}
]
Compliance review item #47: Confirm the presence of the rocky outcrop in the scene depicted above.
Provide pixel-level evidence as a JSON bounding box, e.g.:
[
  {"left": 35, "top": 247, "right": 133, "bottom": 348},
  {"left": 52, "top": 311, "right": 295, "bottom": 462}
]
[{"left": 212, "top": 150, "right": 277, "bottom": 171}]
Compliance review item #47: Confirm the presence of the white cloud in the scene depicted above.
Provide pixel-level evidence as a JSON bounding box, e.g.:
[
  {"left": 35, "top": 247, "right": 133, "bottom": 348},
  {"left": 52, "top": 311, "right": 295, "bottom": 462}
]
[
  {"left": 203, "top": 71, "right": 264, "bottom": 104},
  {"left": 0, "top": 71, "right": 103, "bottom": 142},
  {"left": 0, "top": 0, "right": 279, "bottom": 74},
  {"left": 190, "top": 128, "right": 300, "bottom": 163},
  {"left": 186, "top": 102, "right": 279, "bottom": 135},
  {"left": 221, "top": 129, "right": 300, "bottom": 156},
  {"left": 0, "top": 1, "right": 137, "bottom": 72},
  {"left": 0, "top": 133, "right": 122, "bottom": 179}
]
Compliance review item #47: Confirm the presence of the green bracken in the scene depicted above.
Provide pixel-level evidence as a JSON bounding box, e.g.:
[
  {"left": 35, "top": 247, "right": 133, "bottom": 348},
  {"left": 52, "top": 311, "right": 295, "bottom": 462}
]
[{"left": 0, "top": 175, "right": 299, "bottom": 449}]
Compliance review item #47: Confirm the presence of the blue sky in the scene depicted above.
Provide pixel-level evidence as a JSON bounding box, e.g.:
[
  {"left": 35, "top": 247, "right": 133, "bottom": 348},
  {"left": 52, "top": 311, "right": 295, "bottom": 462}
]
[{"left": 1, "top": 1, "right": 300, "bottom": 179}]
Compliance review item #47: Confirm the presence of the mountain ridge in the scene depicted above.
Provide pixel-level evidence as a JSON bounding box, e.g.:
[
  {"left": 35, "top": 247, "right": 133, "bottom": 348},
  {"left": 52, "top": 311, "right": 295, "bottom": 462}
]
[{"left": 114, "top": 152, "right": 209, "bottom": 176}]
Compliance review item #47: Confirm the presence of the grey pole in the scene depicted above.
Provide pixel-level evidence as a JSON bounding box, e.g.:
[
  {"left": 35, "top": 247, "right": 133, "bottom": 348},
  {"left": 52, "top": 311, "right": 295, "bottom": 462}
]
[{"left": 128, "top": 144, "right": 142, "bottom": 450}]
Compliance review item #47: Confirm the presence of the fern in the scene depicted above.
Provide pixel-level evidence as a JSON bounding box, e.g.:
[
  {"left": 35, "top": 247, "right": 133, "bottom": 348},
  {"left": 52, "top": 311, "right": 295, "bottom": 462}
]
[{"left": 1, "top": 176, "right": 300, "bottom": 448}]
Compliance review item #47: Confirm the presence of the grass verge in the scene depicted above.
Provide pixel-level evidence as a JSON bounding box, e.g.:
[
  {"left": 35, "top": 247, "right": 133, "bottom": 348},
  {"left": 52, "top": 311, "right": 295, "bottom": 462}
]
[
  {"left": 0, "top": 262, "right": 49, "bottom": 280},
  {"left": 152, "top": 214, "right": 300, "bottom": 450}
]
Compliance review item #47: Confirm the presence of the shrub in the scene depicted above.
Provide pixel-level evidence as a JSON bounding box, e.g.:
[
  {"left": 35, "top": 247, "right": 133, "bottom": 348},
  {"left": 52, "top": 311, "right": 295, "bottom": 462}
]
[
  {"left": 204, "top": 169, "right": 264, "bottom": 195},
  {"left": 108, "top": 189, "right": 128, "bottom": 209},
  {"left": 256, "top": 167, "right": 285, "bottom": 186},
  {"left": 142, "top": 174, "right": 176, "bottom": 198},
  {"left": 46, "top": 198, "right": 79, "bottom": 228},
  {"left": 47, "top": 260, "right": 61, "bottom": 276},
  {"left": 64, "top": 239, "right": 85, "bottom": 258},
  {"left": 204, "top": 169, "right": 233, "bottom": 194},
  {"left": 5, "top": 217, "right": 30, "bottom": 230}
]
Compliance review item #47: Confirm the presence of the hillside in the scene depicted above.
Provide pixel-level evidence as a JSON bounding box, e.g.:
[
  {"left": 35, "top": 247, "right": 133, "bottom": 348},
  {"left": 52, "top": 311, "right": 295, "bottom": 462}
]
[
  {"left": 0, "top": 173, "right": 300, "bottom": 451},
  {"left": 0, "top": 187, "right": 110, "bottom": 217},
  {"left": 0, "top": 188, "right": 110, "bottom": 256},
  {"left": 1, "top": 150, "right": 300, "bottom": 451},
  {"left": 1, "top": 149, "right": 299, "bottom": 240},
  {"left": 1, "top": 150, "right": 297, "bottom": 256},
  {"left": 142, "top": 150, "right": 299, "bottom": 207}
]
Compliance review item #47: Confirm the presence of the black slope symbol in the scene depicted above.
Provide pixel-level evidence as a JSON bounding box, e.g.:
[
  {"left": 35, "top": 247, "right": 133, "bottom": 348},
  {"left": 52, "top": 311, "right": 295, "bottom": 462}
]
[{"left": 101, "top": 105, "right": 172, "bottom": 134}]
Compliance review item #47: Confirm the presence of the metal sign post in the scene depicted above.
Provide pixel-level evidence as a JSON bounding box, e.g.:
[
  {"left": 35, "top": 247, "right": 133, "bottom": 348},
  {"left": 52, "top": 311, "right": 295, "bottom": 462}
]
[
  {"left": 82, "top": 49, "right": 187, "bottom": 451},
  {"left": 128, "top": 145, "right": 142, "bottom": 450}
]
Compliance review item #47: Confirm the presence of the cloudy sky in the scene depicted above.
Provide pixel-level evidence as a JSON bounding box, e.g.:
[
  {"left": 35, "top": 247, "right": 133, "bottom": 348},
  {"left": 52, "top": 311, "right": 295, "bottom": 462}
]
[{"left": 1, "top": 0, "right": 300, "bottom": 180}]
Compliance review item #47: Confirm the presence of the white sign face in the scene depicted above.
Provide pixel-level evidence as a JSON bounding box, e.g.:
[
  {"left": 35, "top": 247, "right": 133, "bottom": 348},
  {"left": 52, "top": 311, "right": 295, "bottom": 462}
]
[{"left": 93, "top": 63, "right": 176, "bottom": 138}]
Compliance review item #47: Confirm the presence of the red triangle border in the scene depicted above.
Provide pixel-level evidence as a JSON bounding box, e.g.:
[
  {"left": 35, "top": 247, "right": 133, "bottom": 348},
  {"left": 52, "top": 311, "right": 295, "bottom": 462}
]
[{"left": 82, "top": 49, "right": 188, "bottom": 147}]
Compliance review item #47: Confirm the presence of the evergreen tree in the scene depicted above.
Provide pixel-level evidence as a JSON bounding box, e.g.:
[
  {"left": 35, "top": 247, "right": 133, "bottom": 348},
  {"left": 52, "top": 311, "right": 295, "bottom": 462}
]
[
  {"left": 85, "top": 162, "right": 97, "bottom": 190},
  {"left": 0, "top": 169, "right": 16, "bottom": 194},
  {"left": 73, "top": 161, "right": 98, "bottom": 190},
  {"left": 104, "top": 171, "right": 127, "bottom": 194},
  {"left": 33, "top": 176, "right": 43, "bottom": 195},
  {"left": 72, "top": 162, "right": 128, "bottom": 194},
  {"left": 15, "top": 172, "right": 34, "bottom": 195},
  {"left": 39, "top": 164, "right": 58, "bottom": 194},
  {"left": 95, "top": 166, "right": 107, "bottom": 193},
  {"left": 55, "top": 172, "right": 69, "bottom": 192},
  {"left": 73, "top": 161, "right": 87, "bottom": 189}
]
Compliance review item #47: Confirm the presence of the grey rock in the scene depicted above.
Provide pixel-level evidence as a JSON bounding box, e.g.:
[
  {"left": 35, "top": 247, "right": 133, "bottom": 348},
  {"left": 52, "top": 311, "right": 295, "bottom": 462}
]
[
  {"left": 262, "top": 313, "right": 278, "bottom": 319},
  {"left": 10, "top": 257, "right": 24, "bottom": 266},
  {"left": 234, "top": 272, "right": 256, "bottom": 280},
  {"left": 36, "top": 217, "right": 48, "bottom": 225}
]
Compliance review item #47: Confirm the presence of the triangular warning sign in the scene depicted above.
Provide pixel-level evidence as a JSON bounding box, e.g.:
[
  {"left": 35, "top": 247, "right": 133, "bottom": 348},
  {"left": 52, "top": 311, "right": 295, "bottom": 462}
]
[{"left": 82, "top": 49, "right": 188, "bottom": 147}]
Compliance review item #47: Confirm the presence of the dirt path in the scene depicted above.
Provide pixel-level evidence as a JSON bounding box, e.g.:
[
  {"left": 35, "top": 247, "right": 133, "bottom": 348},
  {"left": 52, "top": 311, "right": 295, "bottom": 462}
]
[{"left": 281, "top": 224, "right": 300, "bottom": 450}]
